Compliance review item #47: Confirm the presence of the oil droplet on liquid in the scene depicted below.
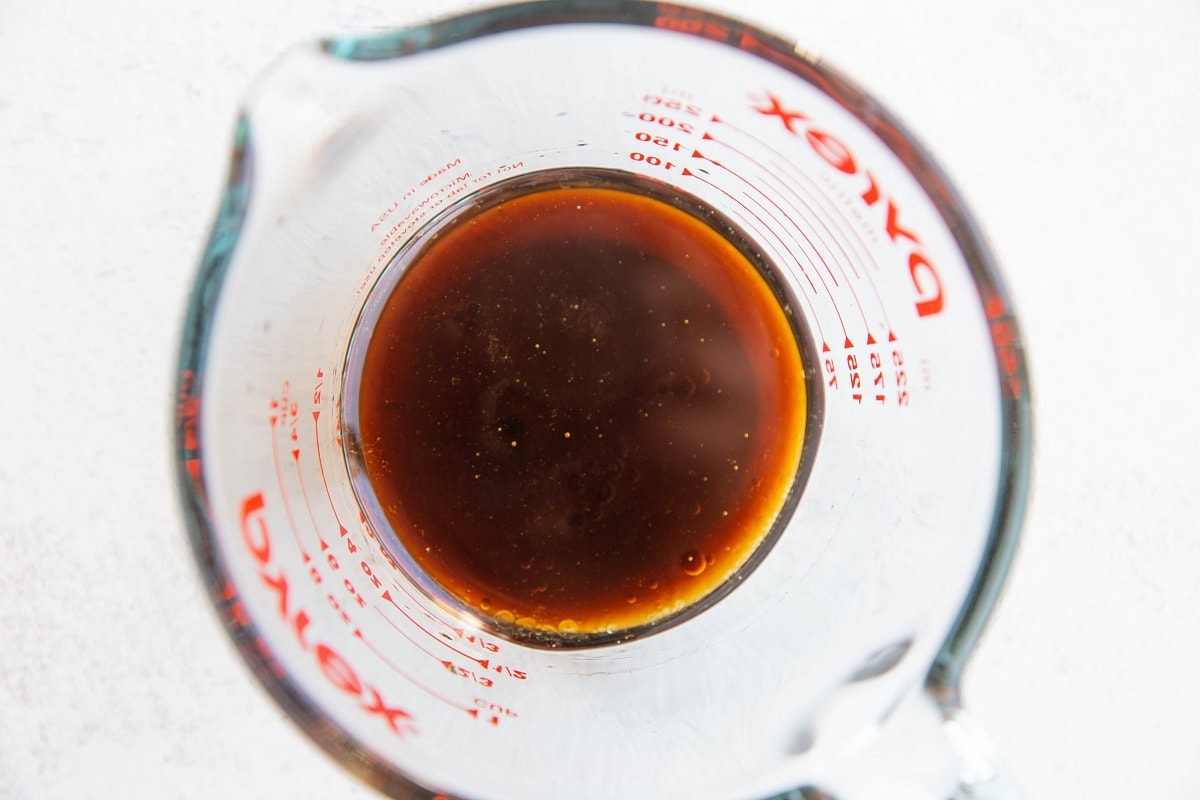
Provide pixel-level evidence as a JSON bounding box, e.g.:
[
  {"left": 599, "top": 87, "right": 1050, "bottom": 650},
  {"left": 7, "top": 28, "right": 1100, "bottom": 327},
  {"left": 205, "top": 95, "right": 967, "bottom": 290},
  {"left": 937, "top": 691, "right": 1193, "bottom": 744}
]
[{"left": 681, "top": 550, "right": 707, "bottom": 576}]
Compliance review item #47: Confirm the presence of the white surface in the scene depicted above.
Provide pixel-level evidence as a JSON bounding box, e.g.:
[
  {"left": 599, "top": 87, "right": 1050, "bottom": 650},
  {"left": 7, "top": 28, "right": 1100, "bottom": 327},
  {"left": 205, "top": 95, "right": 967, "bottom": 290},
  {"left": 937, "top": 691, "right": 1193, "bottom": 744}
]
[{"left": 1, "top": 1, "right": 1197, "bottom": 798}]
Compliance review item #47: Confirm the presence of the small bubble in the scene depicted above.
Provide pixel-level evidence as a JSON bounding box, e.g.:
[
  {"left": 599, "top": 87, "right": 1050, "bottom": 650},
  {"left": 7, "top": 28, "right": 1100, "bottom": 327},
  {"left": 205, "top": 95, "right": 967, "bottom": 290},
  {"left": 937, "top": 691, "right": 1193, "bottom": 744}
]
[
  {"left": 516, "top": 616, "right": 537, "bottom": 629},
  {"left": 558, "top": 619, "right": 579, "bottom": 634},
  {"left": 658, "top": 371, "right": 696, "bottom": 397},
  {"left": 494, "top": 609, "right": 515, "bottom": 624},
  {"left": 681, "top": 550, "right": 706, "bottom": 576},
  {"left": 480, "top": 598, "right": 492, "bottom": 611},
  {"left": 690, "top": 502, "right": 702, "bottom": 516},
  {"left": 771, "top": 347, "right": 780, "bottom": 358},
  {"left": 626, "top": 593, "right": 638, "bottom": 604}
]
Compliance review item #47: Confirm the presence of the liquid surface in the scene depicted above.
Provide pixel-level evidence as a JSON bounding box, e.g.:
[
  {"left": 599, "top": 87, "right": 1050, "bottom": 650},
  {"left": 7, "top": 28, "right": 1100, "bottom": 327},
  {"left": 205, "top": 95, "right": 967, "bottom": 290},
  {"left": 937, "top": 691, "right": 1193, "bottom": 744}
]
[{"left": 356, "top": 182, "right": 806, "bottom": 640}]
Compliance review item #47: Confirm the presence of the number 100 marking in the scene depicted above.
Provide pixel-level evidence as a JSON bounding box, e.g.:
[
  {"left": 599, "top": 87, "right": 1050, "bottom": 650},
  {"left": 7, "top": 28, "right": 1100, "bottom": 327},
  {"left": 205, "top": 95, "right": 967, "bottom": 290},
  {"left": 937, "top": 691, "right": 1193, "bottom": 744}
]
[{"left": 629, "top": 151, "right": 677, "bottom": 170}]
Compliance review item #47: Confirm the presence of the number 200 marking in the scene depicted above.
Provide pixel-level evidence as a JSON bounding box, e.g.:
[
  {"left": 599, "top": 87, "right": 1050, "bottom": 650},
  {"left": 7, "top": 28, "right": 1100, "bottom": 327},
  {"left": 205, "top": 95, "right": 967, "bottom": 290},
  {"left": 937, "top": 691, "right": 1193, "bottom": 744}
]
[{"left": 637, "top": 112, "right": 695, "bottom": 134}]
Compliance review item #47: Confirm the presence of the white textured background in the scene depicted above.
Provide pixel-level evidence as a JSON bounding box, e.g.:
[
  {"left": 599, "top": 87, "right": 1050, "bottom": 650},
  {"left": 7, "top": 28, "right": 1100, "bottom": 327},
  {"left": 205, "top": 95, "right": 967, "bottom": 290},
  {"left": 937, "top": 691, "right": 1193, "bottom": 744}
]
[{"left": 2, "top": 0, "right": 1198, "bottom": 797}]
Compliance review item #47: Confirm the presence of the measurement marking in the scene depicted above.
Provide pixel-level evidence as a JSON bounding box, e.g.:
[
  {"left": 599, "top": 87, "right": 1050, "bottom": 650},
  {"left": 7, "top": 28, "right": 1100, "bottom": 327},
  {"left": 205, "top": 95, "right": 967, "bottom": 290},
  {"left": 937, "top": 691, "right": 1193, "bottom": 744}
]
[
  {"left": 692, "top": 147, "right": 843, "bottom": 296},
  {"left": 385, "top": 577, "right": 466, "bottom": 641},
  {"left": 311, "top": 411, "right": 349, "bottom": 538},
  {"left": 739, "top": 187, "right": 878, "bottom": 343},
  {"left": 767, "top": 172, "right": 870, "bottom": 277},
  {"left": 689, "top": 131, "right": 858, "bottom": 348},
  {"left": 682, "top": 167, "right": 832, "bottom": 348},
  {"left": 269, "top": 415, "right": 310, "bottom": 563},
  {"left": 291, "top": 448, "right": 330, "bottom": 553},
  {"left": 679, "top": 163, "right": 815, "bottom": 292},
  {"left": 379, "top": 591, "right": 491, "bottom": 669},
  {"left": 354, "top": 629, "right": 493, "bottom": 720},
  {"left": 702, "top": 122, "right": 897, "bottom": 345},
  {"left": 696, "top": 135, "right": 845, "bottom": 288},
  {"left": 450, "top": 628, "right": 501, "bottom": 655},
  {"left": 375, "top": 603, "right": 482, "bottom": 669},
  {"left": 691, "top": 165, "right": 851, "bottom": 346},
  {"left": 708, "top": 118, "right": 879, "bottom": 272},
  {"left": 783, "top": 175, "right": 897, "bottom": 341}
]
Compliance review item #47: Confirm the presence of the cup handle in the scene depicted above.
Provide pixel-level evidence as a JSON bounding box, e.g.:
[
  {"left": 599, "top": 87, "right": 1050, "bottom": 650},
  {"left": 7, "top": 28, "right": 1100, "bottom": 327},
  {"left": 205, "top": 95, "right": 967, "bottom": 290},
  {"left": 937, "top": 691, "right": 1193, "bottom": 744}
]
[
  {"left": 762, "top": 688, "right": 1025, "bottom": 800},
  {"left": 936, "top": 702, "right": 1025, "bottom": 800}
]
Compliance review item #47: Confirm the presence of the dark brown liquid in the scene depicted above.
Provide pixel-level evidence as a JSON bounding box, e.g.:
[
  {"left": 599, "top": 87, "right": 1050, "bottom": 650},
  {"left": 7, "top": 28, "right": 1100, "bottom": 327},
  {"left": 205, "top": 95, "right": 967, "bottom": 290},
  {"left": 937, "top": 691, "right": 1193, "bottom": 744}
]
[{"left": 355, "top": 179, "right": 806, "bottom": 641}]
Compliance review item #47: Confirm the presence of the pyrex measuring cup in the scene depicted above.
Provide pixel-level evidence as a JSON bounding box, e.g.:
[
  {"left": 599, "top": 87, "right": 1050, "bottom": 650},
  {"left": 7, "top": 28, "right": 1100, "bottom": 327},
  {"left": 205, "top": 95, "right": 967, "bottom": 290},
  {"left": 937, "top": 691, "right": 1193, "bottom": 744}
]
[{"left": 174, "top": 2, "right": 1031, "bottom": 799}]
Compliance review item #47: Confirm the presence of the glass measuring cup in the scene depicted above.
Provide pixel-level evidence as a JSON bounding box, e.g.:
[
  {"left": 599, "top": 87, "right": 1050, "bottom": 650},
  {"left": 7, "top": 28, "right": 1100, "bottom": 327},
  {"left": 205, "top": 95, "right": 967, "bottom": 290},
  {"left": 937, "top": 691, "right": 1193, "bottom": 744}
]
[{"left": 173, "top": 2, "right": 1031, "bottom": 798}]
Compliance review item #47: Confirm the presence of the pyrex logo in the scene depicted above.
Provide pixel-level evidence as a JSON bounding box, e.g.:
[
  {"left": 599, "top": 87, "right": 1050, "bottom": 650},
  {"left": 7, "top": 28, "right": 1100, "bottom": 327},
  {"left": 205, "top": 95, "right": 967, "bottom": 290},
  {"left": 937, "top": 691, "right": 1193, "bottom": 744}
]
[
  {"left": 239, "top": 492, "right": 418, "bottom": 738},
  {"left": 754, "top": 92, "right": 945, "bottom": 319}
]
